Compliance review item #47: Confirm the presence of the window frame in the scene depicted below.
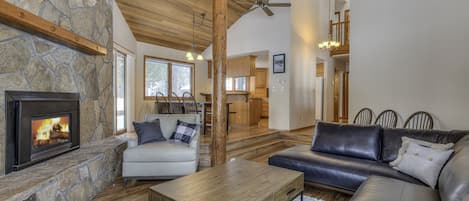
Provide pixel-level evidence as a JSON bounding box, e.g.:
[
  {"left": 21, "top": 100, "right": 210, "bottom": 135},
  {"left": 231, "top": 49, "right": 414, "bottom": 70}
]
[
  {"left": 226, "top": 76, "right": 250, "bottom": 92},
  {"left": 144, "top": 55, "right": 195, "bottom": 100},
  {"left": 114, "top": 50, "right": 127, "bottom": 135}
]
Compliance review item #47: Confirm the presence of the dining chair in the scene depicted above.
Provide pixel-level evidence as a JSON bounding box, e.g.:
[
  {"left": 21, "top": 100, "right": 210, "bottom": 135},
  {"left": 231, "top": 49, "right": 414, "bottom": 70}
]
[
  {"left": 352, "top": 107, "right": 373, "bottom": 125},
  {"left": 403, "top": 111, "right": 434, "bottom": 130},
  {"left": 155, "top": 92, "right": 170, "bottom": 114},
  {"left": 374, "top": 110, "right": 398, "bottom": 128},
  {"left": 182, "top": 92, "right": 199, "bottom": 114},
  {"left": 171, "top": 92, "right": 183, "bottom": 114}
]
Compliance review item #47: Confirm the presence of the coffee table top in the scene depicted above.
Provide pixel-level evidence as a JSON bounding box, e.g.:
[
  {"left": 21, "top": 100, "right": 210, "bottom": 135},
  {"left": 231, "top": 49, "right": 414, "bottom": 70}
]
[{"left": 150, "top": 159, "right": 304, "bottom": 201}]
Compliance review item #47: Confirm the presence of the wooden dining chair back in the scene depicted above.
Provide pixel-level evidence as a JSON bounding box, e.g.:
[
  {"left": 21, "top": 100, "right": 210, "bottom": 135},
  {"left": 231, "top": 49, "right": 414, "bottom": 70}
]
[
  {"left": 374, "top": 110, "right": 398, "bottom": 128},
  {"left": 155, "top": 92, "right": 170, "bottom": 114},
  {"left": 182, "top": 92, "right": 199, "bottom": 114},
  {"left": 353, "top": 108, "right": 373, "bottom": 125},
  {"left": 171, "top": 92, "right": 184, "bottom": 114},
  {"left": 403, "top": 111, "right": 434, "bottom": 130}
]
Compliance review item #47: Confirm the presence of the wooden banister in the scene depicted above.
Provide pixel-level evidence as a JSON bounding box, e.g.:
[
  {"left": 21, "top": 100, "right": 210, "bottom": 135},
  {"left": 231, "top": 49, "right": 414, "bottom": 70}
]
[
  {"left": 330, "top": 9, "right": 350, "bottom": 56},
  {"left": 0, "top": 1, "right": 107, "bottom": 55}
]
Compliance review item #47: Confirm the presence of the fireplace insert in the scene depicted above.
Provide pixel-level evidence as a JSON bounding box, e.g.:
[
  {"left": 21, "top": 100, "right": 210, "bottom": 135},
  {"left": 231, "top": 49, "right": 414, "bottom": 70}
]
[{"left": 5, "top": 91, "right": 80, "bottom": 174}]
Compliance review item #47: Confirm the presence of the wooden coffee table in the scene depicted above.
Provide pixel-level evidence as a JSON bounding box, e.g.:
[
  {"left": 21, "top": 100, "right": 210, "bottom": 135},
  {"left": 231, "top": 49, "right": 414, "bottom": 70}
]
[{"left": 149, "top": 160, "right": 304, "bottom": 201}]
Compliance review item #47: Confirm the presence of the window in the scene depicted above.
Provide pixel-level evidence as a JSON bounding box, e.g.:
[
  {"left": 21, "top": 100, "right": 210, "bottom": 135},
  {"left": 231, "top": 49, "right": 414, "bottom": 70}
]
[
  {"left": 144, "top": 56, "right": 194, "bottom": 99},
  {"left": 226, "top": 77, "right": 248, "bottom": 91},
  {"left": 172, "top": 63, "right": 193, "bottom": 97},
  {"left": 234, "top": 77, "right": 247, "bottom": 91},
  {"left": 226, "top": 78, "right": 233, "bottom": 91},
  {"left": 115, "top": 51, "right": 126, "bottom": 134}
]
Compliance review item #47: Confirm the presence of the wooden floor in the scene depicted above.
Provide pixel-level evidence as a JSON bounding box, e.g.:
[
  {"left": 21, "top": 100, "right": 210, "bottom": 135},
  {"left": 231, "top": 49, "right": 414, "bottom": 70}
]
[
  {"left": 199, "top": 124, "right": 275, "bottom": 144},
  {"left": 93, "top": 126, "right": 351, "bottom": 201}
]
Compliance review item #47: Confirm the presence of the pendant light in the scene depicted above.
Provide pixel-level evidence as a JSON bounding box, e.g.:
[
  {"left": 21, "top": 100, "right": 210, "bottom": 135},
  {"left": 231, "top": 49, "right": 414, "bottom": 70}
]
[
  {"left": 318, "top": 0, "right": 340, "bottom": 50},
  {"left": 186, "top": 12, "right": 205, "bottom": 61}
]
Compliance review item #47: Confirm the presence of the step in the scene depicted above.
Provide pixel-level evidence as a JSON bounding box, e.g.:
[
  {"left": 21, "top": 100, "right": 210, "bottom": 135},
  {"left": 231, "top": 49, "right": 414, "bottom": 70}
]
[
  {"left": 280, "top": 133, "right": 313, "bottom": 145},
  {"left": 251, "top": 144, "right": 295, "bottom": 164},
  {"left": 227, "top": 139, "right": 287, "bottom": 161},
  {"left": 227, "top": 130, "right": 280, "bottom": 151}
]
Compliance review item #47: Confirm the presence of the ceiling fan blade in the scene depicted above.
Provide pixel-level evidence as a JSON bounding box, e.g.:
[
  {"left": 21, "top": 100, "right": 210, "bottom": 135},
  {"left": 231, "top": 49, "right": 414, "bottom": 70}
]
[
  {"left": 267, "top": 3, "right": 291, "bottom": 7},
  {"left": 262, "top": 6, "right": 274, "bottom": 16}
]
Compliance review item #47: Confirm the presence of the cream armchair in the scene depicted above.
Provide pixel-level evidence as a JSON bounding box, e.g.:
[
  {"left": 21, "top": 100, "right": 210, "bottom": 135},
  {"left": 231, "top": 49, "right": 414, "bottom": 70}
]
[{"left": 123, "top": 114, "right": 200, "bottom": 181}]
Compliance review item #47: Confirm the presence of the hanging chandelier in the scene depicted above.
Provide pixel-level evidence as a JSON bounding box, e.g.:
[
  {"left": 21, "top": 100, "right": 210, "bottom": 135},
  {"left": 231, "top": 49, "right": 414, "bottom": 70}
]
[
  {"left": 186, "top": 12, "right": 205, "bottom": 61},
  {"left": 318, "top": 0, "right": 340, "bottom": 50},
  {"left": 318, "top": 37, "right": 340, "bottom": 49}
]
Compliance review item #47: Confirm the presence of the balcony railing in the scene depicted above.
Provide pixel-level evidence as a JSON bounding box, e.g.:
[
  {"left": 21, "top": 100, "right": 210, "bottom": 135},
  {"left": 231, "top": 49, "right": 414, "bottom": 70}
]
[{"left": 330, "top": 9, "right": 350, "bottom": 56}]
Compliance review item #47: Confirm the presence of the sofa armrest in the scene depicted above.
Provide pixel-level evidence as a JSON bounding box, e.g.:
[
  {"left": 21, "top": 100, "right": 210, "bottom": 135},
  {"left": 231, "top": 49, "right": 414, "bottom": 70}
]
[
  {"left": 120, "top": 133, "right": 138, "bottom": 149},
  {"left": 189, "top": 131, "right": 201, "bottom": 149},
  {"left": 127, "top": 138, "right": 138, "bottom": 148}
]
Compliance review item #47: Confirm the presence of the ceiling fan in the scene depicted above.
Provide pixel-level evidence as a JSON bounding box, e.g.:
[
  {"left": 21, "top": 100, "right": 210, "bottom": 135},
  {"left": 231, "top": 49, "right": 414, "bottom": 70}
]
[{"left": 246, "top": 0, "right": 291, "bottom": 16}]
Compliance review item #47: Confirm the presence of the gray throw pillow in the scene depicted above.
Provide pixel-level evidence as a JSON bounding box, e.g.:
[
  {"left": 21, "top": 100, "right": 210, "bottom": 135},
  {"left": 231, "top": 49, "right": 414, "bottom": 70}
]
[
  {"left": 133, "top": 119, "right": 166, "bottom": 145},
  {"left": 390, "top": 136, "right": 454, "bottom": 167},
  {"left": 391, "top": 141, "right": 454, "bottom": 188}
]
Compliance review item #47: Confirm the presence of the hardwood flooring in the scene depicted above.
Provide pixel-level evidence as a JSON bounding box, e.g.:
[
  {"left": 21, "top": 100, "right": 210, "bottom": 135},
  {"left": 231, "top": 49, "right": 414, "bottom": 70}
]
[{"left": 93, "top": 126, "right": 352, "bottom": 201}]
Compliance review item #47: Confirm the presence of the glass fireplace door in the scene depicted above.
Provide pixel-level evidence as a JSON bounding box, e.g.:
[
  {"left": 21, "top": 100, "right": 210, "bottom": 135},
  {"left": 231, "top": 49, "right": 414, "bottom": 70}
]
[{"left": 31, "top": 114, "right": 71, "bottom": 152}]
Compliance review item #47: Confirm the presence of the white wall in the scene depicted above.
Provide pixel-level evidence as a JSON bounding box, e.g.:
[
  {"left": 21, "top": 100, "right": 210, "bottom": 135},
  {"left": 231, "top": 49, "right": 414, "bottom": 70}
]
[
  {"left": 350, "top": 0, "right": 469, "bottom": 130},
  {"left": 135, "top": 42, "right": 209, "bottom": 121},
  {"left": 202, "top": 0, "right": 292, "bottom": 130},
  {"left": 112, "top": 1, "right": 137, "bottom": 53},
  {"left": 289, "top": 0, "right": 318, "bottom": 129}
]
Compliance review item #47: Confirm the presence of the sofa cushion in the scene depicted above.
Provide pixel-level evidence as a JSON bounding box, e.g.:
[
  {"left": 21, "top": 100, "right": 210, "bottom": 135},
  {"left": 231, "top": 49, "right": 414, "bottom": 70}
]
[
  {"left": 133, "top": 119, "right": 166, "bottom": 145},
  {"left": 269, "top": 145, "right": 423, "bottom": 192},
  {"left": 438, "top": 135, "right": 469, "bottom": 201},
  {"left": 350, "top": 176, "right": 440, "bottom": 201},
  {"left": 381, "top": 129, "right": 467, "bottom": 162},
  {"left": 312, "top": 122, "right": 381, "bottom": 161},
  {"left": 124, "top": 141, "right": 196, "bottom": 162}
]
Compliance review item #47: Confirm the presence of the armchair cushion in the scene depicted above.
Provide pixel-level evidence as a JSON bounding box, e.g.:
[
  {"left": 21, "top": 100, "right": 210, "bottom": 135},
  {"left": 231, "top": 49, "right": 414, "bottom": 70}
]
[
  {"left": 144, "top": 114, "right": 201, "bottom": 149},
  {"left": 170, "top": 120, "right": 199, "bottom": 144},
  {"left": 132, "top": 119, "right": 166, "bottom": 145},
  {"left": 124, "top": 141, "right": 197, "bottom": 162}
]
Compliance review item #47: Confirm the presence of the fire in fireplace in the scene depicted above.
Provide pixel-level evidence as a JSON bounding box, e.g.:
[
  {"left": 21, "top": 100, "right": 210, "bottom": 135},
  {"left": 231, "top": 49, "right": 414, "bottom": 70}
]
[
  {"left": 32, "top": 115, "right": 70, "bottom": 149},
  {"left": 5, "top": 91, "right": 80, "bottom": 174}
]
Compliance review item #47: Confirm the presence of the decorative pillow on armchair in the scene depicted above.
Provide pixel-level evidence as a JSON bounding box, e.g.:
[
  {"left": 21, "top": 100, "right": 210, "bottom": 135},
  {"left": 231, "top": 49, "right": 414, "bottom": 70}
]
[
  {"left": 133, "top": 119, "right": 166, "bottom": 145},
  {"left": 170, "top": 120, "right": 199, "bottom": 144},
  {"left": 391, "top": 141, "right": 454, "bottom": 188}
]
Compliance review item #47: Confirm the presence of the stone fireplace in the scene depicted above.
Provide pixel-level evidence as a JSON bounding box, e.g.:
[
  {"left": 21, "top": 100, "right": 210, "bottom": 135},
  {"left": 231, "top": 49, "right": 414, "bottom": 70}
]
[{"left": 5, "top": 91, "right": 80, "bottom": 173}]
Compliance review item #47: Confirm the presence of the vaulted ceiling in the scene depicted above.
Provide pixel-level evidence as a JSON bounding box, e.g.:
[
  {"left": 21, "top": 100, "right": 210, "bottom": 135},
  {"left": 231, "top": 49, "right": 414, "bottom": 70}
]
[{"left": 116, "top": 0, "right": 257, "bottom": 53}]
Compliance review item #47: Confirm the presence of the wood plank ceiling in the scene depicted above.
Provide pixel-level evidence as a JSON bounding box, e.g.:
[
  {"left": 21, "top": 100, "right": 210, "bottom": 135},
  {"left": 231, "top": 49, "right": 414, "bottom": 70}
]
[{"left": 116, "top": 0, "right": 256, "bottom": 53}]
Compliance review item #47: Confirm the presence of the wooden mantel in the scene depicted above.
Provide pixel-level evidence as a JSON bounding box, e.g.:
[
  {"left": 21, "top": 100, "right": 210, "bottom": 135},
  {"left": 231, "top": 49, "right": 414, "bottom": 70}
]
[{"left": 0, "top": 1, "right": 107, "bottom": 55}]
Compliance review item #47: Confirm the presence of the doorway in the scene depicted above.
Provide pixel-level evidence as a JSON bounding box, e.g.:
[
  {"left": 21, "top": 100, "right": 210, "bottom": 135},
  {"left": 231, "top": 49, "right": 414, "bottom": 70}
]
[
  {"left": 333, "top": 60, "right": 349, "bottom": 123},
  {"left": 315, "top": 62, "right": 325, "bottom": 121}
]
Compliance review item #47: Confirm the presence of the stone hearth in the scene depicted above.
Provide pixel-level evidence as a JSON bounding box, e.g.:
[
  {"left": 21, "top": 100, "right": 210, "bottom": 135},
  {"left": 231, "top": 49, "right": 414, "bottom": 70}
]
[{"left": 0, "top": 136, "right": 126, "bottom": 201}]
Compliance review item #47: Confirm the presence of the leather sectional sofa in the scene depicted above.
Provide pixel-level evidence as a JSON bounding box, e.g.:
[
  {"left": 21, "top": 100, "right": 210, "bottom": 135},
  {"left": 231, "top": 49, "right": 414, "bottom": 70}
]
[{"left": 269, "top": 122, "right": 469, "bottom": 201}]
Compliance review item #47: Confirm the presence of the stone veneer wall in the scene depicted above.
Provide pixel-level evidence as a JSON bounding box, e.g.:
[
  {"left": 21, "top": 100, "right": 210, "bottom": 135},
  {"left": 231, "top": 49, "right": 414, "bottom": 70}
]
[{"left": 0, "top": 0, "right": 114, "bottom": 175}]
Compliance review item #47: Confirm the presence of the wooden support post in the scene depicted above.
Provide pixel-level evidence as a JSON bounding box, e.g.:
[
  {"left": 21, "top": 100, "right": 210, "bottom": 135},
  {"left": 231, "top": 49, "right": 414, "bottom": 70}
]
[{"left": 211, "top": 0, "right": 228, "bottom": 166}]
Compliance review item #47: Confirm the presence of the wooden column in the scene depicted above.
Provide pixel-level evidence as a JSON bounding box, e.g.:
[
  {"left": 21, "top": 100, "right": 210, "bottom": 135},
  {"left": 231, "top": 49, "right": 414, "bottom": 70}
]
[{"left": 211, "top": 0, "right": 228, "bottom": 166}]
